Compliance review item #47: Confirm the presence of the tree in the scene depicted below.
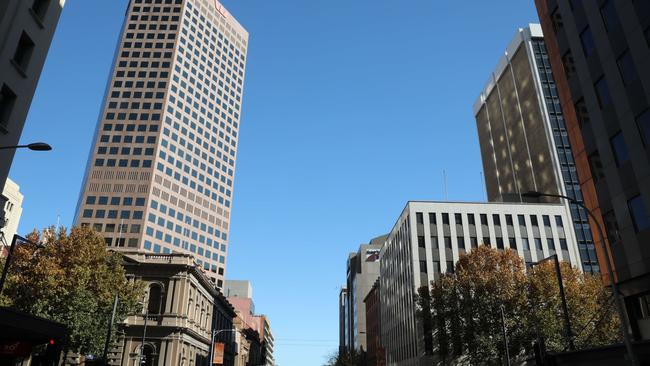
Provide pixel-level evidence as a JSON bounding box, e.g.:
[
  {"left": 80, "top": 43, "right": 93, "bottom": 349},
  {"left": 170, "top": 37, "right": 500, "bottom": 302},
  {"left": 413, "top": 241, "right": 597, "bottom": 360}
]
[
  {"left": 419, "top": 246, "right": 620, "bottom": 365},
  {"left": 0, "top": 226, "right": 144, "bottom": 357},
  {"left": 323, "top": 348, "right": 367, "bottom": 366}
]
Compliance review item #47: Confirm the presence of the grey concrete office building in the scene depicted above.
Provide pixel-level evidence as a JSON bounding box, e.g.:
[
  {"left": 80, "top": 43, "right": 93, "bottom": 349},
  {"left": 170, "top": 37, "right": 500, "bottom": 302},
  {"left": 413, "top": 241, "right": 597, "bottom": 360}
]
[
  {"left": 0, "top": 0, "right": 65, "bottom": 228},
  {"left": 474, "top": 24, "right": 599, "bottom": 274},
  {"left": 338, "top": 287, "right": 348, "bottom": 354},
  {"left": 380, "top": 201, "right": 581, "bottom": 366},
  {"left": 535, "top": 0, "right": 650, "bottom": 340},
  {"left": 343, "top": 235, "right": 386, "bottom": 353},
  {"left": 74, "top": 0, "right": 248, "bottom": 288}
]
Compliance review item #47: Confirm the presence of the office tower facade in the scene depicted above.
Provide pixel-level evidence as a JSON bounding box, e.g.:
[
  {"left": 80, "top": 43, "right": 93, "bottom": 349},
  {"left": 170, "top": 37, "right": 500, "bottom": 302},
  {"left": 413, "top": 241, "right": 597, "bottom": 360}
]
[
  {"left": 535, "top": 0, "right": 650, "bottom": 340},
  {"left": 224, "top": 279, "right": 253, "bottom": 299},
  {"left": 364, "top": 280, "right": 382, "bottom": 366},
  {"left": 0, "top": 0, "right": 65, "bottom": 225},
  {"left": 0, "top": 178, "right": 23, "bottom": 244},
  {"left": 474, "top": 24, "right": 599, "bottom": 274},
  {"left": 75, "top": 0, "right": 248, "bottom": 287},
  {"left": 380, "top": 201, "right": 580, "bottom": 366},
  {"left": 115, "top": 251, "right": 237, "bottom": 366},
  {"left": 339, "top": 287, "right": 349, "bottom": 354},
  {"left": 344, "top": 236, "right": 386, "bottom": 352}
]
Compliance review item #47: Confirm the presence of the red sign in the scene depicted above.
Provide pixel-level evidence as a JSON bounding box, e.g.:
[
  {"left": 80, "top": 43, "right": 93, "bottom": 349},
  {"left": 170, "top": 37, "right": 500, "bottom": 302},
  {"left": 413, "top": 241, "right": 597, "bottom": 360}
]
[
  {"left": 0, "top": 341, "right": 33, "bottom": 357},
  {"left": 212, "top": 343, "right": 225, "bottom": 365}
]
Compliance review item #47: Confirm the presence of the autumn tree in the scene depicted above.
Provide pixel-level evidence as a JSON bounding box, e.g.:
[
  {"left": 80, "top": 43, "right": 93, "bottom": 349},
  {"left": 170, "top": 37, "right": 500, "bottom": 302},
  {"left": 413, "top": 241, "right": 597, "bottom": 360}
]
[
  {"left": 0, "top": 226, "right": 144, "bottom": 357},
  {"left": 419, "top": 246, "right": 620, "bottom": 365}
]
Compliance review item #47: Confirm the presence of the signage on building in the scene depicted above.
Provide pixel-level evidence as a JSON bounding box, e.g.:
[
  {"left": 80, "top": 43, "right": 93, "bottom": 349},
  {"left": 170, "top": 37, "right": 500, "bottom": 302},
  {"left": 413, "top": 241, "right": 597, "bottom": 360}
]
[
  {"left": 213, "top": 1, "right": 229, "bottom": 19},
  {"left": 212, "top": 343, "right": 225, "bottom": 365},
  {"left": 0, "top": 341, "right": 33, "bottom": 357},
  {"left": 365, "top": 249, "right": 380, "bottom": 262}
]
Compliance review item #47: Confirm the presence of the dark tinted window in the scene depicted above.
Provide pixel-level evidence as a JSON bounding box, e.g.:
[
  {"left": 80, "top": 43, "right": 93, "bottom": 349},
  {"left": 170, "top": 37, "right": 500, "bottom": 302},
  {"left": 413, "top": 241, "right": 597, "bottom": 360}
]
[{"left": 610, "top": 131, "right": 630, "bottom": 166}]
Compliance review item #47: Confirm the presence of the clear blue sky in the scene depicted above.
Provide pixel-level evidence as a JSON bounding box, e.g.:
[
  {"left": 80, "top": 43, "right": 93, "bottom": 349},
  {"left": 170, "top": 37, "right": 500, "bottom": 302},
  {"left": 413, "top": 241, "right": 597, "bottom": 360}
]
[{"left": 12, "top": 0, "right": 539, "bottom": 364}]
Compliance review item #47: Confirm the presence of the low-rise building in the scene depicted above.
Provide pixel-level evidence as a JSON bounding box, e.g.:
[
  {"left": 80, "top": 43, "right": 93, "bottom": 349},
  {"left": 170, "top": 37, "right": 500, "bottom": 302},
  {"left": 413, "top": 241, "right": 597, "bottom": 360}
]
[
  {"left": 380, "top": 201, "right": 581, "bottom": 366},
  {"left": 110, "top": 251, "right": 236, "bottom": 366}
]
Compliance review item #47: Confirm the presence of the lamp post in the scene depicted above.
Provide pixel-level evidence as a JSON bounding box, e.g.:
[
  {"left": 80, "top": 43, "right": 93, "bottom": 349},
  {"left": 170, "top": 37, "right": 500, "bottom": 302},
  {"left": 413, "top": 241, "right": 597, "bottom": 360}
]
[
  {"left": 522, "top": 191, "right": 637, "bottom": 365},
  {"left": 208, "top": 329, "right": 237, "bottom": 366},
  {"left": 0, "top": 142, "right": 52, "bottom": 151},
  {"left": 0, "top": 234, "right": 45, "bottom": 295},
  {"left": 530, "top": 254, "right": 574, "bottom": 351}
]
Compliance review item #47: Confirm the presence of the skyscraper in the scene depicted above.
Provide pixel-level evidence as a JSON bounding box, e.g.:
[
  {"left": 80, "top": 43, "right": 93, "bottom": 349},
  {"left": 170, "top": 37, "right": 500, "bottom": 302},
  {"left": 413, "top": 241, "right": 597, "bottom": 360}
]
[
  {"left": 75, "top": 0, "right": 248, "bottom": 287},
  {"left": 0, "top": 0, "right": 65, "bottom": 229},
  {"left": 535, "top": 0, "right": 650, "bottom": 341},
  {"left": 474, "top": 24, "right": 600, "bottom": 274}
]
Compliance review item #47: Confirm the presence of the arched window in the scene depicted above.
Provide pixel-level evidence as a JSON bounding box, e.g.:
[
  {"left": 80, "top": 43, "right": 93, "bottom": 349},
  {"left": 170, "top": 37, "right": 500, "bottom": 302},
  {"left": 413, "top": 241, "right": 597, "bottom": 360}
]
[
  {"left": 141, "top": 344, "right": 155, "bottom": 366},
  {"left": 147, "top": 283, "right": 165, "bottom": 314}
]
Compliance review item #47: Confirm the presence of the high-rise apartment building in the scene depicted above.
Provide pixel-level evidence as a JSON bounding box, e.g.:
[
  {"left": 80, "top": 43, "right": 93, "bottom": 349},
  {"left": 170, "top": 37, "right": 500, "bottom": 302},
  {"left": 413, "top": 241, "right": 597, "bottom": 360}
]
[
  {"left": 474, "top": 24, "right": 599, "bottom": 274},
  {"left": 75, "top": 0, "right": 249, "bottom": 287},
  {"left": 0, "top": 0, "right": 65, "bottom": 226},
  {"left": 380, "top": 201, "right": 581, "bottom": 365},
  {"left": 535, "top": 0, "right": 650, "bottom": 341},
  {"left": 343, "top": 236, "right": 385, "bottom": 352}
]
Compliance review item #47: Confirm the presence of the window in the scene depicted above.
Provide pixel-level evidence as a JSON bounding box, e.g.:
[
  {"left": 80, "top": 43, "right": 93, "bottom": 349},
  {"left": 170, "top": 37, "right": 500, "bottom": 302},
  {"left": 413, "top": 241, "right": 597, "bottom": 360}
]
[
  {"left": 147, "top": 284, "right": 165, "bottom": 314},
  {"left": 0, "top": 84, "right": 17, "bottom": 128},
  {"left": 444, "top": 236, "right": 452, "bottom": 249},
  {"left": 547, "top": 238, "right": 556, "bottom": 251},
  {"left": 588, "top": 151, "right": 605, "bottom": 182},
  {"left": 470, "top": 237, "right": 478, "bottom": 248},
  {"left": 560, "top": 239, "right": 568, "bottom": 250},
  {"left": 12, "top": 32, "right": 35, "bottom": 72},
  {"left": 442, "top": 213, "right": 450, "bottom": 225},
  {"left": 628, "top": 195, "right": 650, "bottom": 233},
  {"left": 543, "top": 215, "right": 551, "bottom": 228},
  {"left": 575, "top": 98, "right": 590, "bottom": 126},
  {"left": 468, "top": 214, "right": 475, "bottom": 225},
  {"left": 429, "top": 213, "right": 437, "bottom": 225},
  {"left": 562, "top": 51, "right": 576, "bottom": 79},
  {"left": 580, "top": 27, "right": 596, "bottom": 57},
  {"left": 430, "top": 236, "right": 438, "bottom": 249},
  {"left": 496, "top": 237, "right": 504, "bottom": 250},
  {"left": 509, "top": 238, "right": 517, "bottom": 250},
  {"left": 595, "top": 77, "right": 612, "bottom": 108},
  {"left": 419, "top": 261, "right": 427, "bottom": 273},
  {"left": 603, "top": 210, "right": 619, "bottom": 243},
  {"left": 551, "top": 7, "right": 563, "bottom": 33},
  {"left": 600, "top": 1, "right": 619, "bottom": 32},
  {"left": 416, "top": 213, "right": 424, "bottom": 224},
  {"left": 418, "top": 236, "right": 425, "bottom": 248},
  {"left": 523, "top": 238, "right": 531, "bottom": 250},
  {"left": 480, "top": 214, "right": 488, "bottom": 226},
  {"left": 446, "top": 261, "right": 454, "bottom": 274},
  {"left": 534, "top": 238, "right": 543, "bottom": 250},
  {"left": 610, "top": 131, "right": 630, "bottom": 166},
  {"left": 492, "top": 214, "right": 501, "bottom": 226},
  {"left": 457, "top": 237, "right": 465, "bottom": 250},
  {"left": 617, "top": 50, "right": 638, "bottom": 86},
  {"left": 32, "top": 0, "right": 51, "bottom": 21},
  {"left": 636, "top": 109, "right": 650, "bottom": 147}
]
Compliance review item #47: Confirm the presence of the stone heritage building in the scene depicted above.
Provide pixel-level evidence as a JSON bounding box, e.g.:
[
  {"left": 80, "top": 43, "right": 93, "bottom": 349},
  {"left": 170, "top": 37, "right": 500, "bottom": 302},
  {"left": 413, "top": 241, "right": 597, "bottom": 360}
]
[{"left": 109, "top": 251, "right": 236, "bottom": 366}]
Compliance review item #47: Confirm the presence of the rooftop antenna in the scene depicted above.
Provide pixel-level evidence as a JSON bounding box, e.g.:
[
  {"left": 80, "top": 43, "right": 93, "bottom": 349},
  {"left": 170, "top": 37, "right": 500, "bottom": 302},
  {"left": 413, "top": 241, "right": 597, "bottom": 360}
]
[
  {"left": 56, "top": 214, "right": 61, "bottom": 230},
  {"left": 443, "top": 169, "right": 448, "bottom": 201}
]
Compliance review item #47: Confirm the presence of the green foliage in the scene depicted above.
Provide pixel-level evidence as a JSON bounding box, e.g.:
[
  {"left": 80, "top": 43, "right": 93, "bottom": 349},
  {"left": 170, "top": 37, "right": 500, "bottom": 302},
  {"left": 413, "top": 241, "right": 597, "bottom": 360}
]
[
  {"left": 0, "top": 226, "right": 144, "bottom": 356},
  {"left": 323, "top": 348, "right": 368, "bottom": 366},
  {"left": 418, "top": 246, "right": 621, "bottom": 365}
]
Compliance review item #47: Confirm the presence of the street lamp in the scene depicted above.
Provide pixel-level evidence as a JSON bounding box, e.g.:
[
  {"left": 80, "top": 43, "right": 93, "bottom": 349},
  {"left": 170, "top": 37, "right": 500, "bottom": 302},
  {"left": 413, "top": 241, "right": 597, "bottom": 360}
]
[
  {"left": 522, "top": 191, "right": 638, "bottom": 365},
  {"left": 530, "top": 254, "right": 574, "bottom": 351},
  {"left": 208, "top": 329, "right": 237, "bottom": 366},
  {"left": 0, "top": 234, "right": 45, "bottom": 295},
  {"left": 0, "top": 142, "right": 52, "bottom": 151}
]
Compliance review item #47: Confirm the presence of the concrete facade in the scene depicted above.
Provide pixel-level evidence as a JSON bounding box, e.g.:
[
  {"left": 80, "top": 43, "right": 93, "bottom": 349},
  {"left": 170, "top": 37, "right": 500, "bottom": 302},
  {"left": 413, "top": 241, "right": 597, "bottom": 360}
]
[
  {"left": 0, "top": 178, "right": 23, "bottom": 245},
  {"left": 224, "top": 279, "right": 253, "bottom": 299},
  {"left": 535, "top": 0, "right": 650, "bottom": 341},
  {"left": 112, "top": 251, "right": 236, "bottom": 366},
  {"left": 344, "top": 236, "right": 386, "bottom": 352},
  {"left": 0, "top": 0, "right": 64, "bottom": 227},
  {"left": 474, "top": 24, "right": 600, "bottom": 274},
  {"left": 74, "top": 0, "right": 249, "bottom": 287},
  {"left": 379, "top": 201, "right": 581, "bottom": 366},
  {"left": 339, "top": 287, "right": 348, "bottom": 354}
]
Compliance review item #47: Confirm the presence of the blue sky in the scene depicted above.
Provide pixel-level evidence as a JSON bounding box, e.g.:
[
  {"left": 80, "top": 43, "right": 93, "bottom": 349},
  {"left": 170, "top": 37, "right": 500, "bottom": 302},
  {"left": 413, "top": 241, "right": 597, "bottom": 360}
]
[{"left": 12, "top": 0, "right": 539, "bottom": 364}]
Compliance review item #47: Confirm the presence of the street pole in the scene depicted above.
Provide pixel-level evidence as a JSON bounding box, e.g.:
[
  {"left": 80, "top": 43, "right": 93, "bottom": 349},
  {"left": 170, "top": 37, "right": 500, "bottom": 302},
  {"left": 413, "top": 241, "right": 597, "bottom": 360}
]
[
  {"left": 0, "top": 234, "right": 18, "bottom": 296},
  {"left": 139, "top": 309, "right": 149, "bottom": 365},
  {"left": 102, "top": 294, "right": 119, "bottom": 365},
  {"left": 208, "top": 329, "right": 237, "bottom": 366},
  {"left": 552, "top": 255, "right": 575, "bottom": 351},
  {"left": 523, "top": 191, "right": 638, "bottom": 365},
  {"left": 500, "top": 305, "right": 510, "bottom": 366}
]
